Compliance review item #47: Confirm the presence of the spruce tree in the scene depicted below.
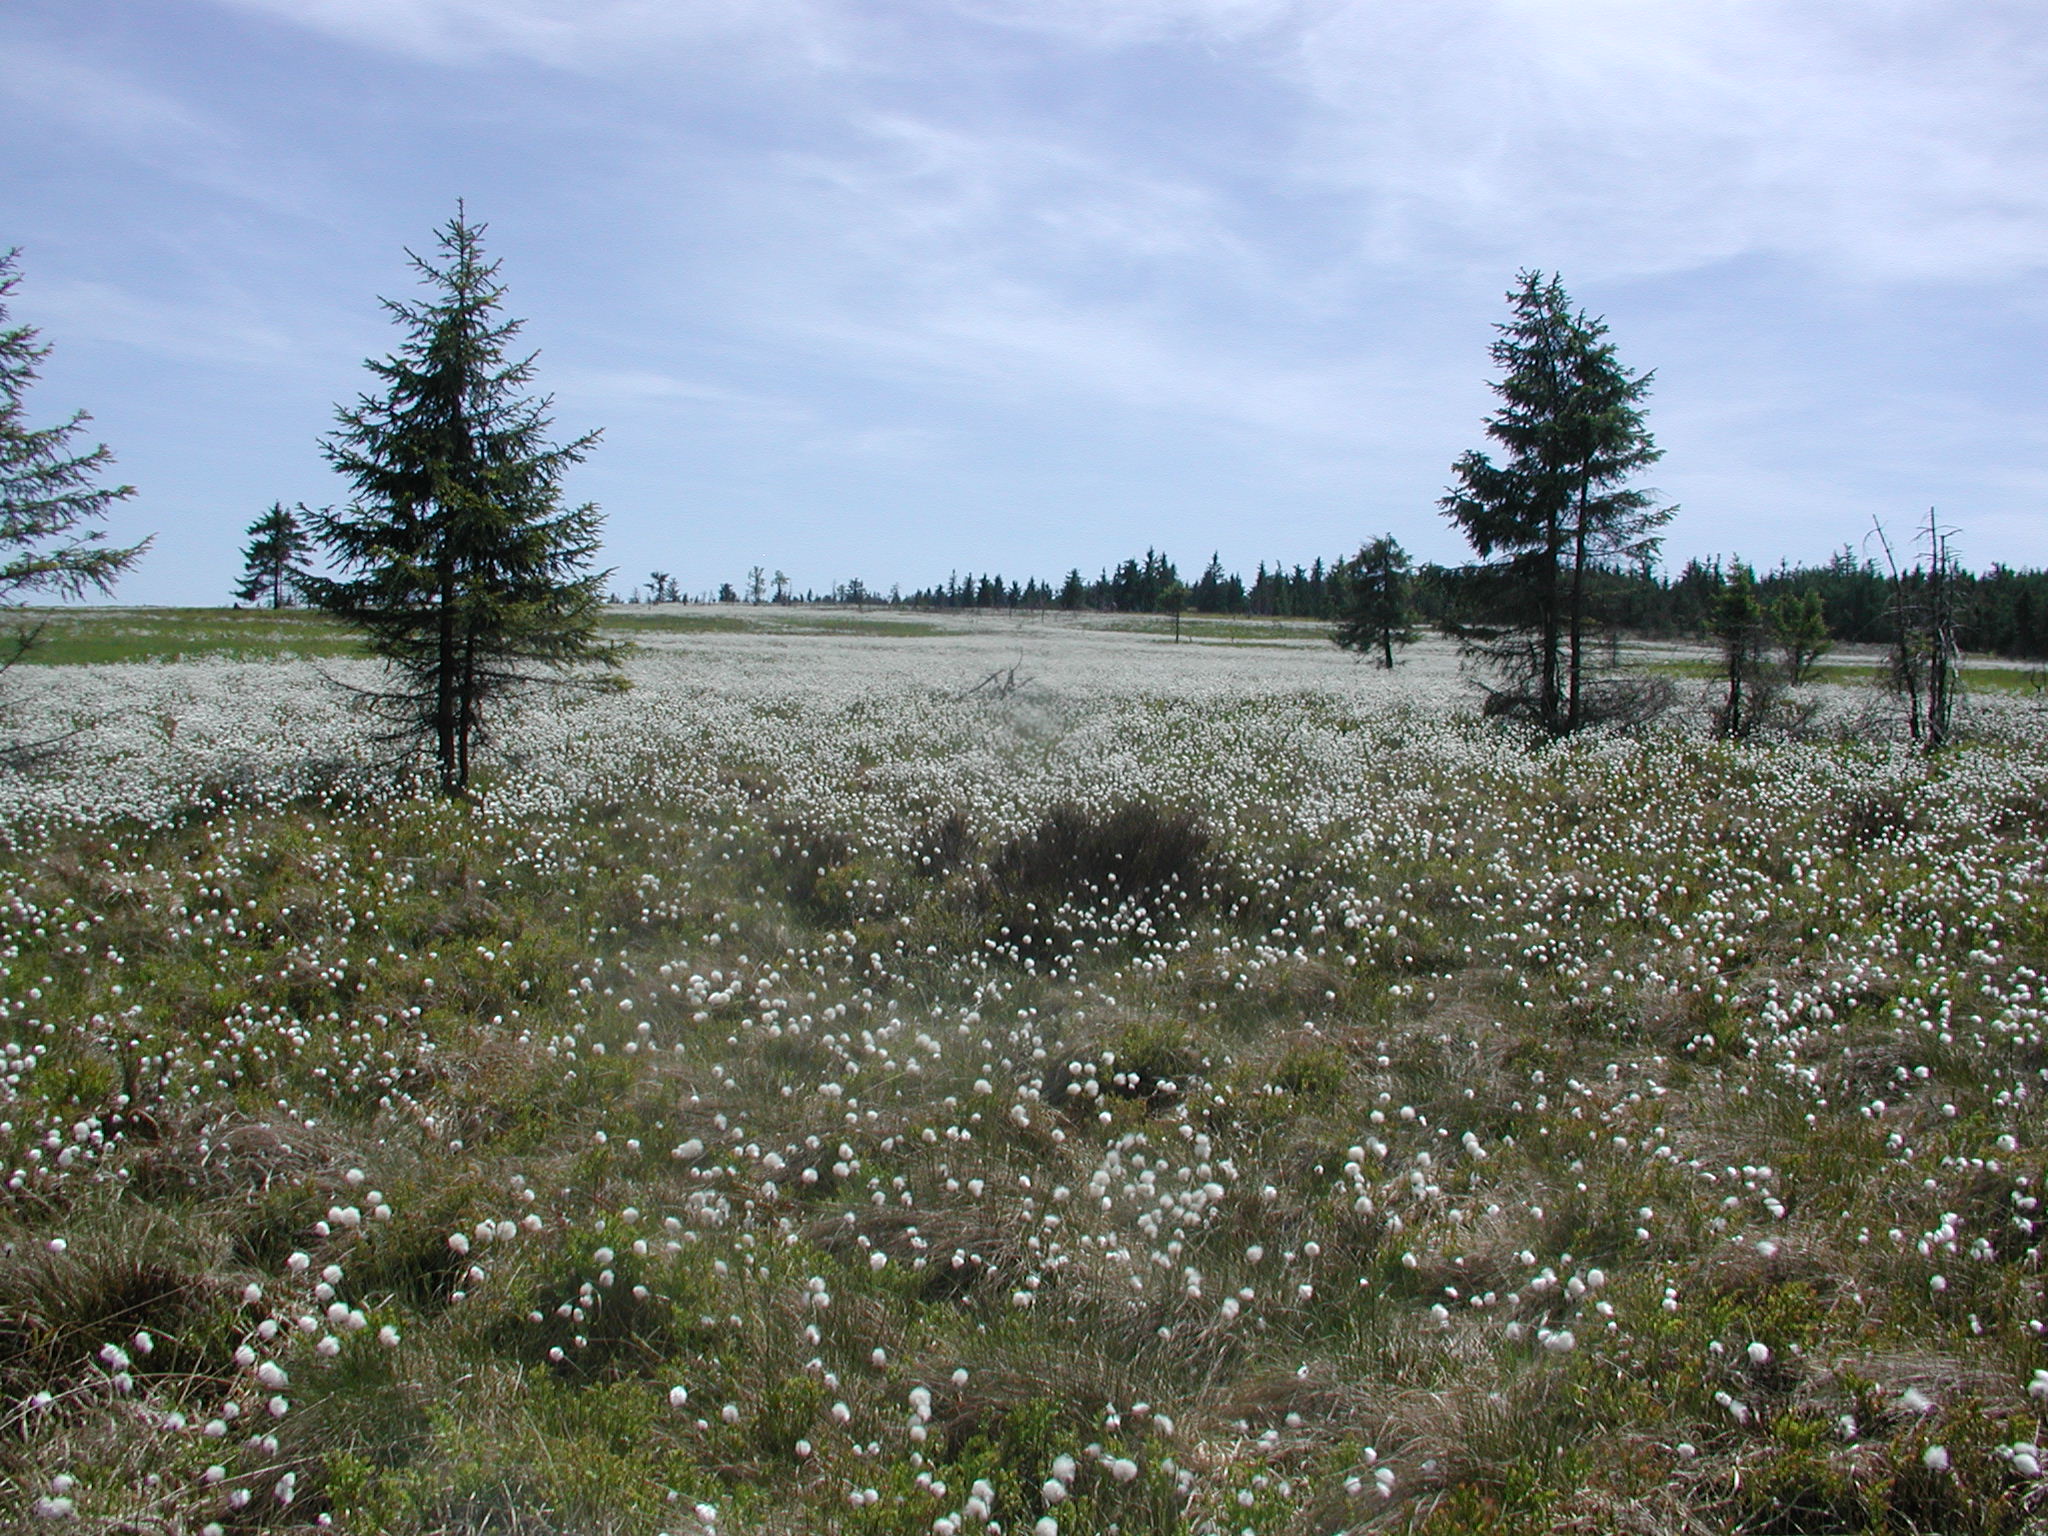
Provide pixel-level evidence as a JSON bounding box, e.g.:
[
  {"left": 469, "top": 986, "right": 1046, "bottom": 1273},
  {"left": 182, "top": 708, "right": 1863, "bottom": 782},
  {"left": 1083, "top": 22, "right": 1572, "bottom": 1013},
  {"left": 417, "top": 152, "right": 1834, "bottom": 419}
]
[
  {"left": 233, "top": 502, "right": 314, "bottom": 608},
  {"left": 1441, "top": 271, "right": 1670, "bottom": 734},
  {"left": 1332, "top": 535, "right": 1416, "bottom": 668},
  {"left": 1710, "top": 560, "right": 1773, "bottom": 739},
  {"left": 0, "top": 248, "right": 148, "bottom": 659},
  {"left": 1159, "top": 578, "right": 1188, "bottom": 642},
  {"left": 307, "top": 209, "right": 616, "bottom": 794},
  {"left": 1770, "top": 589, "right": 1829, "bottom": 685}
]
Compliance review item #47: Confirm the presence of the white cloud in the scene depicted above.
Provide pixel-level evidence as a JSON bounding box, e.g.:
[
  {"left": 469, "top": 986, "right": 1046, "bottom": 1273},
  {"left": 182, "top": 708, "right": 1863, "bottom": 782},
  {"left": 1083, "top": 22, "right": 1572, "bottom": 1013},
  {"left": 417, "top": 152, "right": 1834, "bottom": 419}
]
[
  {"left": 23, "top": 277, "right": 308, "bottom": 371},
  {"left": 549, "top": 366, "right": 810, "bottom": 423},
  {"left": 589, "top": 0, "right": 2048, "bottom": 499},
  {"left": 0, "top": 40, "right": 219, "bottom": 144},
  {"left": 212, "top": 2, "right": 2048, "bottom": 282},
  {"left": 773, "top": 109, "right": 1258, "bottom": 285},
  {"left": 948, "top": 0, "right": 1305, "bottom": 48},
  {"left": 703, "top": 109, "right": 1441, "bottom": 449},
  {"left": 213, "top": 0, "right": 850, "bottom": 71},
  {"left": 1275, "top": 1, "right": 2048, "bottom": 281},
  {"left": 0, "top": 38, "right": 341, "bottom": 222}
]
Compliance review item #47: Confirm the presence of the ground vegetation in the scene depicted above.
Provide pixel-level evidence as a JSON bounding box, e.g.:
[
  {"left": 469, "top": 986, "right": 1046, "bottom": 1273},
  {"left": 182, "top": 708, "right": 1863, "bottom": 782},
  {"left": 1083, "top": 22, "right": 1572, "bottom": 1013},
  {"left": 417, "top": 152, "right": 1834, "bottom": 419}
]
[{"left": 0, "top": 621, "right": 2044, "bottom": 1532}]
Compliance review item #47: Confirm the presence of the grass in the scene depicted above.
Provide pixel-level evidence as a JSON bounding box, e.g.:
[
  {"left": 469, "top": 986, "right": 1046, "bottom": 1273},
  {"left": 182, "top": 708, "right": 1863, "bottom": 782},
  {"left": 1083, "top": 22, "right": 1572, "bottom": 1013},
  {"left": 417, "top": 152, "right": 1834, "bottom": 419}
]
[
  {"left": 605, "top": 610, "right": 947, "bottom": 638},
  {"left": 1, "top": 628, "right": 2046, "bottom": 1533},
  {"left": 1097, "top": 615, "right": 1330, "bottom": 644},
  {"left": 771, "top": 618, "right": 946, "bottom": 637},
  {"left": 7, "top": 608, "right": 367, "bottom": 665},
  {"left": 10, "top": 605, "right": 952, "bottom": 665},
  {"left": 600, "top": 610, "right": 758, "bottom": 635},
  {"left": 1635, "top": 653, "right": 2048, "bottom": 694}
]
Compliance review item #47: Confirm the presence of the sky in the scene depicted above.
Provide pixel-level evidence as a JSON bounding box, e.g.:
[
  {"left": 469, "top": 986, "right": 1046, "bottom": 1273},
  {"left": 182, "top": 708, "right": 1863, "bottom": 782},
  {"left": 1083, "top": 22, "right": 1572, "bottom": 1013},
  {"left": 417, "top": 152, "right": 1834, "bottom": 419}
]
[{"left": 3, "top": 0, "right": 2045, "bottom": 604}]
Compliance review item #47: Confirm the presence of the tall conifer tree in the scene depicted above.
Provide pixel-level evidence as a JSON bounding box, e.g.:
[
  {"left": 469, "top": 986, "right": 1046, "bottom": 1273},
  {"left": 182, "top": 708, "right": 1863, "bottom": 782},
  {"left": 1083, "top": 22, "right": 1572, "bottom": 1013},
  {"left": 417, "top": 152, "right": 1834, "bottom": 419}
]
[
  {"left": 0, "top": 249, "right": 147, "bottom": 663},
  {"left": 1333, "top": 535, "right": 1416, "bottom": 668},
  {"left": 1710, "top": 560, "right": 1773, "bottom": 738},
  {"left": 233, "top": 502, "right": 315, "bottom": 608},
  {"left": 1441, "top": 271, "right": 1670, "bottom": 734},
  {"left": 307, "top": 209, "right": 616, "bottom": 793}
]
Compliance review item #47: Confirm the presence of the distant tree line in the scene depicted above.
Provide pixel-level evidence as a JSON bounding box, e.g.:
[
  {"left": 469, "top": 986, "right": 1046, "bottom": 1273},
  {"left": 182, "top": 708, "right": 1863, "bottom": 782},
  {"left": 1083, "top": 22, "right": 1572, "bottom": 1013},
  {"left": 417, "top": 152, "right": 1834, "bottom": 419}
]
[
  {"left": 1619, "top": 552, "right": 2048, "bottom": 659},
  {"left": 277, "top": 513, "right": 2048, "bottom": 668},
  {"left": 869, "top": 546, "right": 2048, "bottom": 661},
  {"left": 1417, "top": 554, "right": 2048, "bottom": 660},
  {"left": 899, "top": 551, "right": 1352, "bottom": 617},
  {"left": 199, "top": 239, "right": 2027, "bottom": 784}
]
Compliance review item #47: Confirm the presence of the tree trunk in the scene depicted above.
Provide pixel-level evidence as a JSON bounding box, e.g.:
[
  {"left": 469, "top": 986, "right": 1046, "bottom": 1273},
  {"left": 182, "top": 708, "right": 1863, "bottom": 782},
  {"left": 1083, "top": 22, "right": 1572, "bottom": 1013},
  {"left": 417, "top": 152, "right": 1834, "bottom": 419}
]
[
  {"left": 1566, "top": 480, "right": 1590, "bottom": 733},
  {"left": 456, "top": 632, "right": 476, "bottom": 792},
  {"left": 1924, "top": 509, "right": 1958, "bottom": 752},
  {"left": 1541, "top": 507, "right": 1564, "bottom": 735},
  {"left": 437, "top": 563, "right": 459, "bottom": 793}
]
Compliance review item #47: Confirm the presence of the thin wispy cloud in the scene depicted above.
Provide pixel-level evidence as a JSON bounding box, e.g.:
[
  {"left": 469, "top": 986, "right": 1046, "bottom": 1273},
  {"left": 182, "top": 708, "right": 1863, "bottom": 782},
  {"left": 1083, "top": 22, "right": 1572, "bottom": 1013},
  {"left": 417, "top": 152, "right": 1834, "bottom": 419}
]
[
  {"left": 548, "top": 365, "right": 816, "bottom": 425},
  {"left": 0, "top": 42, "right": 219, "bottom": 145},
  {"left": 1277, "top": 1, "right": 2048, "bottom": 281},
  {"left": 215, "top": 0, "right": 852, "bottom": 71},
  {"left": 0, "top": 38, "right": 341, "bottom": 224},
  {"left": 24, "top": 277, "right": 308, "bottom": 370},
  {"left": 3, "top": 0, "right": 2041, "bottom": 599}
]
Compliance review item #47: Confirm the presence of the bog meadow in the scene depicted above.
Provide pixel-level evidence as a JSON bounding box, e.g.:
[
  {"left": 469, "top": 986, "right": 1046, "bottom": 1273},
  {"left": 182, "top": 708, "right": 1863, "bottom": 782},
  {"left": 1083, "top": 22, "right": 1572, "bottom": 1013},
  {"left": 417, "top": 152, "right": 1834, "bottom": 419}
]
[
  {"left": 2, "top": 603, "right": 2046, "bottom": 1535},
  {"left": 21, "top": 3, "right": 2048, "bottom": 1528}
]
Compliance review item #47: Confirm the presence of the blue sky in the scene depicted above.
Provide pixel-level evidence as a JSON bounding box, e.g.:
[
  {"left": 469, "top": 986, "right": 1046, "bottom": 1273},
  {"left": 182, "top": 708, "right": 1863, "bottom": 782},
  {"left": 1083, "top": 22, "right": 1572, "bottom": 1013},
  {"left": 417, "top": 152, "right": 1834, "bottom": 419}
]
[{"left": 4, "top": 0, "right": 2045, "bottom": 604}]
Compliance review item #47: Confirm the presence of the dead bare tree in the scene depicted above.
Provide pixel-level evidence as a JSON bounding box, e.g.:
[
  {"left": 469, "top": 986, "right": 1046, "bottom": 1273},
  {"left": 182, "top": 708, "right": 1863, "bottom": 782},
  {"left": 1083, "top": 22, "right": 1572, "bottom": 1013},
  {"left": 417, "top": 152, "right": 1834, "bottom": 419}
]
[
  {"left": 1872, "top": 510, "right": 1962, "bottom": 752},
  {"left": 1923, "top": 509, "right": 1961, "bottom": 751},
  {"left": 1872, "top": 518, "right": 1923, "bottom": 744},
  {"left": 961, "top": 654, "right": 1030, "bottom": 700}
]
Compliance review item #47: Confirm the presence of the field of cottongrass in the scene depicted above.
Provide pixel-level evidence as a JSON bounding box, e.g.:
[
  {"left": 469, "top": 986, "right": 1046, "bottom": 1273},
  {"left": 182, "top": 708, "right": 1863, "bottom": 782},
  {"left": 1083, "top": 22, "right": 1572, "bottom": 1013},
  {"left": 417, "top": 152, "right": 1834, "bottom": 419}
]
[{"left": 2, "top": 609, "right": 2047, "bottom": 1534}]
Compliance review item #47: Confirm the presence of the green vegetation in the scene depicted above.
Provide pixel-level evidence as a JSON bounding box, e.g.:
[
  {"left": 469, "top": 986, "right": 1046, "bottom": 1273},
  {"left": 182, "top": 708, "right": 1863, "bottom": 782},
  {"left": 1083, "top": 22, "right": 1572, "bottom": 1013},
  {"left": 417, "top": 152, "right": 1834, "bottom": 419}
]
[
  {"left": 609, "top": 610, "right": 945, "bottom": 638},
  {"left": 1633, "top": 654, "right": 2042, "bottom": 694},
  {"left": 895, "top": 548, "right": 2048, "bottom": 665},
  {"left": 1097, "top": 615, "right": 1324, "bottom": 643},
  {"left": 307, "top": 209, "right": 616, "bottom": 794},
  {"left": 1332, "top": 536, "right": 1417, "bottom": 669},
  {"left": 0, "top": 248, "right": 148, "bottom": 624},
  {"left": 602, "top": 610, "right": 759, "bottom": 636},
  {"left": 233, "top": 504, "right": 316, "bottom": 611},
  {"left": 1442, "top": 269, "right": 1670, "bottom": 735},
  {"left": 2, "top": 628, "right": 2046, "bottom": 1532},
  {"left": 7, "top": 607, "right": 367, "bottom": 664},
  {"left": 6, "top": 606, "right": 962, "bottom": 664}
]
